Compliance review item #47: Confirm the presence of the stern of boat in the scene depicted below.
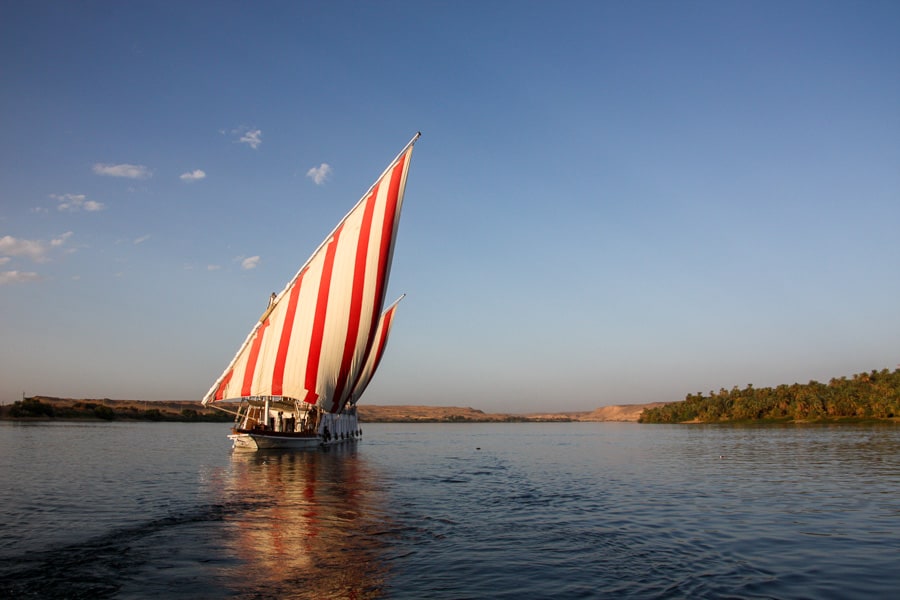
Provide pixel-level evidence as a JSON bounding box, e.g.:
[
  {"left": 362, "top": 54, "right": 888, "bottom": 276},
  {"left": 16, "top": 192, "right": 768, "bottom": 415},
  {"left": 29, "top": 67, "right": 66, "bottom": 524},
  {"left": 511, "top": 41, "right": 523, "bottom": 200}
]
[{"left": 229, "top": 432, "right": 260, "bottom": 451}]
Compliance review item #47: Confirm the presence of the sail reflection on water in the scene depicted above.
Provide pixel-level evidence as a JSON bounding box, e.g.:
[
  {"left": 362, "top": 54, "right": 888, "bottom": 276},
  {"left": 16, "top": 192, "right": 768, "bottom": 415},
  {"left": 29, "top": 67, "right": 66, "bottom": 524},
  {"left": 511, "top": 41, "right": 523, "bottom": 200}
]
[{"left": 219, "top": 447, "right": 391, "bottom": 598}]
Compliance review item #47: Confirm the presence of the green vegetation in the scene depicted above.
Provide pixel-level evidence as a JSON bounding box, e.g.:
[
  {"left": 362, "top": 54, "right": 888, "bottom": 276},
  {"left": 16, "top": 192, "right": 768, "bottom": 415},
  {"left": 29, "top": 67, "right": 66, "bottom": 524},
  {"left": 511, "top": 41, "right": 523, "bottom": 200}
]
[
  {"left": 8, "top": 397, "right": 56, "bottom": 418},
  {"left": 93, "top": 404, "right": 116, "bottom": 420},
  {"left": 1, "top": 397, "right": 232, "bottom": 422},
  {"left": 640, "top": 368, "right": 900, "bottom": 423}
]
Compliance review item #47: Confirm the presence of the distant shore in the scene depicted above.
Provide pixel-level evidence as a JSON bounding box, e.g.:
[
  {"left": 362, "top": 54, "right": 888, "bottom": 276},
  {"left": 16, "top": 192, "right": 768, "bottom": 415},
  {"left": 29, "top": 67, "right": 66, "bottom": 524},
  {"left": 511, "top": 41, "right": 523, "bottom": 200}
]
[
  {"left": 5, "top": 395, "right": 896, "bottom": 425},
  {"left": 358, "top": 403, "right": 666, "bottom": 422},
  {"left": 0, "top": 396, "right": 664, "bottom": 423}
]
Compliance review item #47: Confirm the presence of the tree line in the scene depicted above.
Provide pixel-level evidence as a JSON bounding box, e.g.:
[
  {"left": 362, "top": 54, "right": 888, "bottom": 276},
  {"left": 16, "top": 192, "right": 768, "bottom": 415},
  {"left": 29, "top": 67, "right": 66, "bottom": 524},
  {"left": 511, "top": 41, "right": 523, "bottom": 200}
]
[
  {"left": 1, "top": 397, "right": 232, "bottom": 422},
  {"left": 639, "top": 368, "right": 900, "bottom": 423}
]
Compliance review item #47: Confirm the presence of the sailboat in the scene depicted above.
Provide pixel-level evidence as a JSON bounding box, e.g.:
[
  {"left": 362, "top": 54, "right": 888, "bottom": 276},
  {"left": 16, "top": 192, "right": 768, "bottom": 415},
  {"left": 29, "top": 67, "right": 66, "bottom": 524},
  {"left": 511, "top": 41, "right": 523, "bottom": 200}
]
[{"left": 202, "top": 133, "right": 420, "bottom": 450}]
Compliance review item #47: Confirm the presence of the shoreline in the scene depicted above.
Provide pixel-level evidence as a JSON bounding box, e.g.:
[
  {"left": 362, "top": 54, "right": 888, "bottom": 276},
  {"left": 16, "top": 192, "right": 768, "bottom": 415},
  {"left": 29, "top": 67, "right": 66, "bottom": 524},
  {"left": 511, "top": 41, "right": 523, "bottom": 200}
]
[
  {"left": 6, "top": 397, "right": 894, "bottom": 424},
  {"left": 1, "top": 396, "right": 663, "bottom": 423}
]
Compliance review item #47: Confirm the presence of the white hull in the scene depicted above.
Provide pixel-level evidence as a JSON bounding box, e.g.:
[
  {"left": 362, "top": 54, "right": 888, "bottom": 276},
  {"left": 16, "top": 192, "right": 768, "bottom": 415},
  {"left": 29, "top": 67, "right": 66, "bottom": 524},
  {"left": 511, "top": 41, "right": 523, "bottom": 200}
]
[
  {"left": 230, "top": 432, "right": 323, "bottom": 450},
  {"left": 229, "top": 431, "right": 360, "bottom": 450}
]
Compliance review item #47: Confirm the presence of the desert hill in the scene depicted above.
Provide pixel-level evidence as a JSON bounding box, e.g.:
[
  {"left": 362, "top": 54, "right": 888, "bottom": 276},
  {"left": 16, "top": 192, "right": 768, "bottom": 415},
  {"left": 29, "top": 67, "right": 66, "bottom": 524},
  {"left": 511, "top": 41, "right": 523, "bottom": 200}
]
[
  {"left": 357, "top": 403, "right": 661, "bottom": 422},
  {"left": 581, "top": 403, "right": 668, "bottom": 422}
]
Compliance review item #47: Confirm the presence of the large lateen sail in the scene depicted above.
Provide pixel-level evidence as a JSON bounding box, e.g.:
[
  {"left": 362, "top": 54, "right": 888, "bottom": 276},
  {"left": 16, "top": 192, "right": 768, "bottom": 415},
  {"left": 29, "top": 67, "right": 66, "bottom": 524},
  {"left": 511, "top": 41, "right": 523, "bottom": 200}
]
[{"left": 203, "top": 134, "right": 418, "bottom": 419}]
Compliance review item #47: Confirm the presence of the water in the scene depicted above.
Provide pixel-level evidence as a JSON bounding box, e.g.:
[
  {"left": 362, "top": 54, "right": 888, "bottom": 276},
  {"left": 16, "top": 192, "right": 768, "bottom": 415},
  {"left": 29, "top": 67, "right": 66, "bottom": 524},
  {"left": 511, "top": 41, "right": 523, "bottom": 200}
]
[{"left": 1, "top": 421, "right": 898, "bottom": 599}]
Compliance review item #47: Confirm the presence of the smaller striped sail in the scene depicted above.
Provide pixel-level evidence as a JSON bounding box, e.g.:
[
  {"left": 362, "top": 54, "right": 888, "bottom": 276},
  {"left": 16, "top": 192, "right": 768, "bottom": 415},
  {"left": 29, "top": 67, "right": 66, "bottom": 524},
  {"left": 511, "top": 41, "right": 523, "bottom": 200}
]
[
  {"left": 203, "top": 134, "right": 418, "bottom": 414},
  {"left": 349, "top": 296, "right": 402, "bottom": 404}
]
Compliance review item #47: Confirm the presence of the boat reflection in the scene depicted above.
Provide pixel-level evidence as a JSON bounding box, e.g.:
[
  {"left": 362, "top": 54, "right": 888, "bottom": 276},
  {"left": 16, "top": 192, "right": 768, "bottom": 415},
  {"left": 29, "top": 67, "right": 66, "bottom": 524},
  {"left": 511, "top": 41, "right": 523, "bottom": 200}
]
[{"left": 220, "top": 446, "right": 391, "bottom": 598}]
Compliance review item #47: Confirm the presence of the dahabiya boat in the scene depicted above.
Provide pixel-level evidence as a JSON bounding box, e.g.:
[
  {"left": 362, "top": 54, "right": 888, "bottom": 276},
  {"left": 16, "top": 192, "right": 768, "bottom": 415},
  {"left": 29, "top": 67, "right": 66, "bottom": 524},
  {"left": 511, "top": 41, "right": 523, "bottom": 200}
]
[{"left": 202, "top": 133, "right": 420, "bottom": 450}]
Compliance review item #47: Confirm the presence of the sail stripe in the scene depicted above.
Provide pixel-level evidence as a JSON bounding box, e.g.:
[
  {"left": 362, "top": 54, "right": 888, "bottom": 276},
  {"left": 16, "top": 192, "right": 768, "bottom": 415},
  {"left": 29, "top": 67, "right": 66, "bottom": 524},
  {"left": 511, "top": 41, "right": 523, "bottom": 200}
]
[
  {"left": 214, "top": 368, "right": 234, "bottom": 401},
  {"left": 370, "top": 152, "right": 407, "bottom": 331},
  {"left": 360, "top": 304, "right": 396, "bottom": 391},
  {"left": 328, "top": 183, "right": 380, "bottom": 412},
  {"left": 303, "top": 227, "right": 343, "bottom": 405},
  {"left": 241, "top": 318, "right": 270, "bottom": 397},
  {"left": 369, "top": 304, "right": 396, "bottom": 376},
  {"left": 271, "top": 272, "right": 304, "bottom": 397}
]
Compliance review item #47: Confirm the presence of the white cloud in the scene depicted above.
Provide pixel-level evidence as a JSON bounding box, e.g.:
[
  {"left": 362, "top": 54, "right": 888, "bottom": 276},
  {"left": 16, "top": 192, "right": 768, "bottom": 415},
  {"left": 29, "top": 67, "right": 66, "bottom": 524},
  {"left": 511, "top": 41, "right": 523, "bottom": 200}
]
[
  {"left": 180, "top": 169, "right": 207, "bottom": 182},
  {"left": 238, "top": 128, "right": 262, "bottom": 149},
  {"left": 0, "top": 232, "right": 73, "bottom": 264},
  {"left": 134, "top": 234, "right": 151, "bottom": 245},
  {"left": 93, "top": 163, "right": 152, "bottom": 179},
  {"left": 207, "top": 264, "right": 222, "bottom": 271},
  {"left": 51, "top": 193, "right": 105, "bottom": 212},
  {"left": 0, "top": 270, "right": 41, "bottom": 285},
  {"left": 306, "top": 163, "right": 332, "bottom": 185},
  {"left": 241, "top": 256, "right": 261, "bottom": 270},
  {"left": 0, "top": 235, "right": 49, "bottom": 262},
  {"left": 51, "top": 232, "right": 73, "bottom": 247}
]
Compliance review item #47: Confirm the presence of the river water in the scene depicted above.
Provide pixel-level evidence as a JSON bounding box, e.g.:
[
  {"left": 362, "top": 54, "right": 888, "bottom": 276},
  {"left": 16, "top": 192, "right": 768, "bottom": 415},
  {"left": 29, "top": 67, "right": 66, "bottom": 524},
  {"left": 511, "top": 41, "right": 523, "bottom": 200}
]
[{"left": 0, "top": 421, "right": 897, "bottom": 599}]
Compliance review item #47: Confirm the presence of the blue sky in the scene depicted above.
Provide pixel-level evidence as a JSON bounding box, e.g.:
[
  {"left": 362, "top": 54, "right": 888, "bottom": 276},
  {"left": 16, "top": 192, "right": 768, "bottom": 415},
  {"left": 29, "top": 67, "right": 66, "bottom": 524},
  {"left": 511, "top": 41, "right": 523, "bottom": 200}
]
[{"left": 2, "top": 1, "right": 898, "bottom": 413}]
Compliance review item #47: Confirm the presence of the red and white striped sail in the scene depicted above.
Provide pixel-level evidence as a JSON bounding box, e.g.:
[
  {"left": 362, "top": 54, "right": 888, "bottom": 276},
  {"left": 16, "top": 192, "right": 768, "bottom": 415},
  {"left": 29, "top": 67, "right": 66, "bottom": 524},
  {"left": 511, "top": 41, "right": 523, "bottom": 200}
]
[
  {"left": 348, "top": 297, "right": 402, "bottom": 406},
  {"left": 203, "top": 134, "right": 418, "bottom": 412}
]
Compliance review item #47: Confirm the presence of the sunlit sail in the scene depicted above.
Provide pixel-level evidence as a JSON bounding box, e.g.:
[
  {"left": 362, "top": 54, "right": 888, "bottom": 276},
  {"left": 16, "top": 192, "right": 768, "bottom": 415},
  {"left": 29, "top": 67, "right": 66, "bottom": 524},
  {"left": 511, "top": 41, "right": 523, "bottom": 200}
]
[{"left": 202, "top": 133, "right": 419, "bottom": 449}]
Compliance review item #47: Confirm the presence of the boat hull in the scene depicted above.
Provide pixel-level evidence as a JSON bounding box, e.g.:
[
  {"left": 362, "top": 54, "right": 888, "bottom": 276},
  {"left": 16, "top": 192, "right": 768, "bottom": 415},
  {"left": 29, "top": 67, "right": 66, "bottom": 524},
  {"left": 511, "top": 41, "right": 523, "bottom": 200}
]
[
  {"left": 228, "top": 410, "right": 362, "bottom": 450},
  {"left": 229, "top": 432, "right": 362, "bottom": 450},
  {"left": 230, "top": 431, "right": 326, "bottom": 450}
]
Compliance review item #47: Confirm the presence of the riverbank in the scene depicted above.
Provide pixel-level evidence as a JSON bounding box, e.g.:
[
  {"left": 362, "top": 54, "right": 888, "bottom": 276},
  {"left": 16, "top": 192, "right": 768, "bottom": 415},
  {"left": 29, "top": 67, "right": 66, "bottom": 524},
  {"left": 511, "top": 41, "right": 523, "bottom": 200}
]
[
  {"left": 0, "top": 396, "right": 664, "bottom": 423},
  {"left": 1, "top": 396, "right": 232, "bottom": 422},
  {"left": 358, "top": 403, "right": 667, "bottom": 422}
]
